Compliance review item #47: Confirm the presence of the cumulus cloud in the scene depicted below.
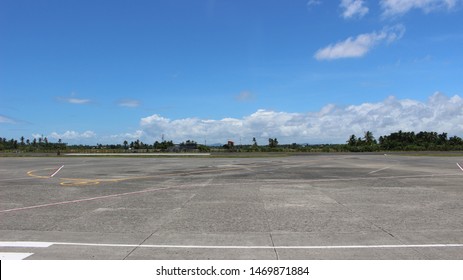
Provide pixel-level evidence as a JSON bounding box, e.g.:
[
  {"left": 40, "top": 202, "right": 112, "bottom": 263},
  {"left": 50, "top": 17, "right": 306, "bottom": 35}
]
[
  {"left": 138, "top": 92, "right": 463, "bottom": 144},
  {"left": 49, "top": 130, "right": 97, "bottom": 140},
  {"left": 110, "top": 130, "right": 145, "bottom": 140},
  {"left": 340, "top": 0, "right": 369, "bottom": 19},
  {"left": 314, "top": 25, "right": 405, "bottom": 60},
  {"left": 381, "top": 0, "right": 460, "bottom": 17}
]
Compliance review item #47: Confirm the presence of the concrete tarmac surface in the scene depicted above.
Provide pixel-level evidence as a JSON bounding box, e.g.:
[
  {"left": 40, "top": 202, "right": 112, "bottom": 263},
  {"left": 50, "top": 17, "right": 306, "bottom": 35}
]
[{"left": 1, "top": 154, "right": 462, "bottom": 259}]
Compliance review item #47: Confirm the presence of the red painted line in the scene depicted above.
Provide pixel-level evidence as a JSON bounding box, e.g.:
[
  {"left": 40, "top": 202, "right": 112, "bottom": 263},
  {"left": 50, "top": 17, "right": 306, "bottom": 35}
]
[{"left": 0, "top": 186, "right": 171, "bottom": 214}]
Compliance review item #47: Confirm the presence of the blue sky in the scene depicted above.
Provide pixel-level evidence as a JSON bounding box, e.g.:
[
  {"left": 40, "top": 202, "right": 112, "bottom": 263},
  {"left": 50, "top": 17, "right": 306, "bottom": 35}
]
[{"left": 1, "top": 0, "right": 463, "bottom": 145}]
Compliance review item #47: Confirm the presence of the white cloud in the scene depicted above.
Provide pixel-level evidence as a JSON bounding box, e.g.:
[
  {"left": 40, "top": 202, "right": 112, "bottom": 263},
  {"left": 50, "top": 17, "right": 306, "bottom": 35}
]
[
  {"left": 31, "top": 133, "right": 44, "bottom": 140},
  {"left": 235, "top": 91, "right": 256, "bottom": 102},
  {"left": 118, "top": 99, "right": 141, "bottom": 108},
  {"left": 314, "top": 25, "right": 405, "bottom": 60},
  {"left": 381, "top": 0, "right": 460, "bottom": 17},
  {"left": 0, "top": 114, "right": 15, "bottom": 124},
  {"left": 49, "top": 130, "right": 96, "bottom": 140},
  {"left": 67, "top": 98, "right": 91, "bottom": 104},
  {"left": 57, "top": 97, "right": 91, "bottom": 104},
  {"left": 307, "top": 0, "right": 322, "bottom": 7},
  {"left": 340, "top": 0, "right": 369, "bottom": 19},
  {"left": 57, "top": 92, "right": 92, "bottom": 105},
  {"left": 138, "top": 92, "right": 463, "bottom": 144},
  {"left": 110, "top": 130, "right": 145, "bottom": 140}
]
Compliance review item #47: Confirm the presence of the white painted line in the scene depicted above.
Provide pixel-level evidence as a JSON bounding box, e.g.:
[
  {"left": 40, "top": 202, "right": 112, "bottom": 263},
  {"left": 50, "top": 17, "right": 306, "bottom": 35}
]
[
  {"left": 65, "top": 153, "right": 211, "bottom": 156},
  {"left": 0, "top": 252, "right": 34, "bottom": 260},
  {"left": 115, "top": 243, "right": 463, "bottom": 250},
  {"left": 50, "top": 165, "right": 65, "bottom": 177},
  {"left": 0, "top": 242, "right": 53, "bottom": 248},
  {"left": 273, "top": 244, "right": 463, "bottom": 249},
  {"left": 457, "top": 162, "right": 463, "bottom": 172},
  {"left": 123, "top": 243, "right": 463, "bottom": 250},
  {"left": 4, "top": 241, "right": 461, "bottom": 250},
  {"left": 368, "top": 166, "right": 391, "bottom": 174}
]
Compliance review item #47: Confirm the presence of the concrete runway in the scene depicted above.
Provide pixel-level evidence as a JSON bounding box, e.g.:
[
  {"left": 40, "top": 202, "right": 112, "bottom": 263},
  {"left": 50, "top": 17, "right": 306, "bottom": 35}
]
[{"left": 1, "top": 154, "right": 462, "bottom": 259}]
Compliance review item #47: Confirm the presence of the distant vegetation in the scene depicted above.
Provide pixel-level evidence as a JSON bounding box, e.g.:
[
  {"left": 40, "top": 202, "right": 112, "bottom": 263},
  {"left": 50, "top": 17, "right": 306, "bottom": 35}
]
[
  {"left": 346, "top": 130, "right": 463, "bottom": 152},
  {"left": 1, "top": 130, "right": 463, "bottom": 154}
]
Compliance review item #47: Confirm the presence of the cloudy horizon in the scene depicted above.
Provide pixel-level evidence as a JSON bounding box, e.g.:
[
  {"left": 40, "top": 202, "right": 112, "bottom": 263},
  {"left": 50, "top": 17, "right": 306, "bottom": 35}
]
[{"left": 33, "top": 92, "right": 461, "bottom": 145}]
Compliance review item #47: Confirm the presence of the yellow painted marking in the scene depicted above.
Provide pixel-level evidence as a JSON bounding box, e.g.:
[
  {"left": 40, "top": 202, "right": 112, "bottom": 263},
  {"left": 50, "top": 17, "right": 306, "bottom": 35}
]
[
  {"left": 27, "top": 168, "right": 56, "bottom": 179},
  {"left": 60, "top": 180, "right": 101, "bottom": 186},
  {"left": 27, "top": 165, "right": 250, "bottom": 187}
]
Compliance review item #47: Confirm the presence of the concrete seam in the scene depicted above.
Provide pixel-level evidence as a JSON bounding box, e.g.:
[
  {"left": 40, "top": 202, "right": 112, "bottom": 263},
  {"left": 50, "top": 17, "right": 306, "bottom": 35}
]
[
  {"left": 257, "top": 186, "right": 279, "bottom": 260},
  {"left": 123, "top": 178, "right": 213, "bottom": 259},
  {"left": 123, "top": 232, "right": 155, "bottom": 260}
]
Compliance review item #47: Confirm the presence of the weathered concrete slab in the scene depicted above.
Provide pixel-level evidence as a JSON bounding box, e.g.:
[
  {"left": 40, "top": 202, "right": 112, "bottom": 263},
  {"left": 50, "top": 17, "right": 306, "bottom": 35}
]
[{"left": 0, "top": 154, "right": 462, "bottom": 259}]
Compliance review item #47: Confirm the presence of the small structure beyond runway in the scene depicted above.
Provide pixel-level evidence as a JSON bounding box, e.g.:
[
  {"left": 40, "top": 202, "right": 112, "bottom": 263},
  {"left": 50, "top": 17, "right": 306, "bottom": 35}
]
[{"left": 1, "top": 154, "right": 463, "bottom": 259}]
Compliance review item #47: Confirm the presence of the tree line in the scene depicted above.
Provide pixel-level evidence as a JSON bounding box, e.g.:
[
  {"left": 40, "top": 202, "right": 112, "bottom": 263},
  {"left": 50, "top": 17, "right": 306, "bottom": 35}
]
[
  {"left": 346, "top": 130, "right": 463, "bottom": 152},
  {"left": 0, "top": 136, "right": 66, "bottom": 152},
  {"left": 0, "top": 137, "right": 208, "bottom": 153},
  {"left": 1, "top": 130, "right": 463, "bottom": 153}
]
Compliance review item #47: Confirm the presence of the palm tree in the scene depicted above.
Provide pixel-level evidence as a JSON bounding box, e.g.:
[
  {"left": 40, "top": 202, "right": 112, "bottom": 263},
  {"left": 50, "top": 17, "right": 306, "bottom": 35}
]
[
  {"left": 347, "top": 134, "right": 357, "bottom": 146},
  {"left": 364, "top": 131, "right": 376, "bottom": 146}
]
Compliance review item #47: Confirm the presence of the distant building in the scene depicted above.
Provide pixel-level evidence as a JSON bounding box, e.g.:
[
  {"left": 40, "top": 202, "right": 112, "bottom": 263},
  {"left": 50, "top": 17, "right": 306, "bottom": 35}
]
[
  {"left": 227, "top": 140, "right": 234, "bottom": 148},
  {"left": 167, "top": 140, "right": 198, "bottom": 152}
]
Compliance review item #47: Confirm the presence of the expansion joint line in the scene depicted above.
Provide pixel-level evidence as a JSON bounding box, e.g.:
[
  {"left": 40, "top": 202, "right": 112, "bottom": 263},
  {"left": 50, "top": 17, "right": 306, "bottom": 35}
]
[
  {"left": 269, "top": 233, "right": 279, "bottom": 260},
  {"left": 123, "top": 232, "right": 155, "bottom": 260},
  {"left": 312, "top": 185, "right": 407, "bottom": 246},
  {"left": 257, "top": 186, "right": 279, "bottom": 260},
  {"left": 122, "top": 178, "right": 214, "bottom": 259},
  {"left": 315, "top": 187, "right": 430, "bottom": 258}
]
